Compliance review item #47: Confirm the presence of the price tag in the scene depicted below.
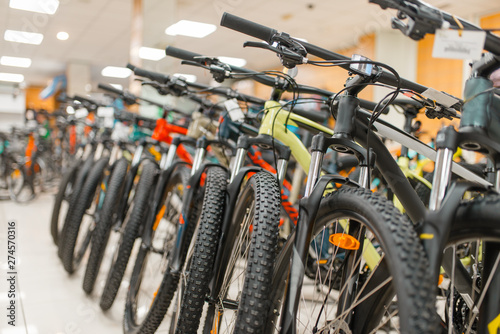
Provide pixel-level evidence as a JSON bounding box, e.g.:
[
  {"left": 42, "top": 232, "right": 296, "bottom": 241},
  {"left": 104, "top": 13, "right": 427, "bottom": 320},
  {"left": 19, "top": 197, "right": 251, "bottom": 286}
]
[
  {"left": 75, "top": 108, "right": 88, "bottom": 119},
  {"left": 97, "top": 106, "right": 115, "bottom": 118},
  {"left": 432, "top": 29, "right": 486, "bottom": 60},
  {"left": 421, "top": 87, "right": 460, "bottom": 108},
  {"left": 224, "top": 99, "right": 245, "bottom": 122}
]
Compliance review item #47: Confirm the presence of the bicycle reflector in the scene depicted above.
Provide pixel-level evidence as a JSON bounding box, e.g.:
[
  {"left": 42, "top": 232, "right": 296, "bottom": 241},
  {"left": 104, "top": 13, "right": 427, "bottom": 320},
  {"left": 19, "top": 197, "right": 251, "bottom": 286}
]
[{"left": 329, "top": 233, "right": 360, "bottom": 250}]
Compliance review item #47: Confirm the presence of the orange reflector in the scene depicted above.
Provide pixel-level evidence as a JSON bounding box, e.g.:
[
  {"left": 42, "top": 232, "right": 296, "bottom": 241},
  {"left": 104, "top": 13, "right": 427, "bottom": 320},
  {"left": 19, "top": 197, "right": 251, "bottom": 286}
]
[
  {"left": 150, "top": 288, "right": 159, "bottom": 308},
  {"left": 179, "top": 214, "right": 185, "bottom": 225},
  {"left": 12, "top": 169, "right": 21, "bottom": 178},
  {"left": 438, "top": 274, "right": 444, "bottom": 286},
  {"left": 329, "top": 233, "right": 360, "bottom": 250},
  {"left": 153, "top": 205, "right": 166, "bottom": 231},
  {"left": 317, "top": 259, "right": 328, "bottom": 265},
  {"left": 200, "top": 172, "right": 207, "bottom": 187}
]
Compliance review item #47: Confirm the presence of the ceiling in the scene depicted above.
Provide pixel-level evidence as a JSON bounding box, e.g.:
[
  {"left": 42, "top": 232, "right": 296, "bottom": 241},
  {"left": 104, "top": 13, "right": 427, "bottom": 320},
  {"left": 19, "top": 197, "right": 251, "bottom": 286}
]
[{"left": 1, "top": 0, "right": 499, "bottom": 91}]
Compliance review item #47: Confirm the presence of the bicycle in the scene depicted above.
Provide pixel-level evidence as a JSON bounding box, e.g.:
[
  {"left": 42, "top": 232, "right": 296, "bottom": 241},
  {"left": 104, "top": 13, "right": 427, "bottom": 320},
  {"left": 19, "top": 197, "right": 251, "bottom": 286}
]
[{"left": 369, "top": 0, "right": 500, "bottom": 332}]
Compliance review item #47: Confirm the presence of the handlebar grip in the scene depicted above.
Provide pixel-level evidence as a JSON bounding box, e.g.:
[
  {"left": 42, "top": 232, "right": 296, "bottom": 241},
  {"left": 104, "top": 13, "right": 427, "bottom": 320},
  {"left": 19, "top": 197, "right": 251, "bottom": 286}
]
[
  {"left": 165, "top": 46, "right": 203, "bottom": 61},
  {"left": 132, "top": 67, "right": 169, "bottom": 84},
  {"left": 74, "top": 94, "right": 97, "bottom": 105},
  {"left": 126, "top": 63, "right": 136, "bottom": 71},
  {"left": 98, "top": 83, "right": 123, "bottom": 96},
  {"left": 220, "top": 13, "right": 277, "bottom": 43}
]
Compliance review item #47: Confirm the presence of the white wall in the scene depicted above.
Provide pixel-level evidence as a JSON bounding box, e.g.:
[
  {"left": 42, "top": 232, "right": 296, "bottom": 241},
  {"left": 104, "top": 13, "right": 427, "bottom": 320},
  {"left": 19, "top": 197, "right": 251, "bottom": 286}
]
[
  {"left": 374, "top": 30, "right": 418, "bottom": 129},
  {"left": 0, "top": 90, "right": 26, "bottom": 130}
]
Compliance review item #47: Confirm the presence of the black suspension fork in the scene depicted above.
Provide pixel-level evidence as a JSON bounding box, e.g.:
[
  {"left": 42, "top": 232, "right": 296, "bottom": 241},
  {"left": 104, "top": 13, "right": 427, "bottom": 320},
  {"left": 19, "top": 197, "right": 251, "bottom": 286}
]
[
  {"left": 169, "top": 136, "right": 217, "bottom": 273},
  {"left": 420, "top": 126, "right": 458, "bottom": 284},
  {"left": 115, "top": 138, "right": 159, "bottom": 227},
  {"left": 140, "top": 136, "right": 195, "bottom": 244},
  {"left": 279, "top": 121, "right": 372, "bottom": 333}
]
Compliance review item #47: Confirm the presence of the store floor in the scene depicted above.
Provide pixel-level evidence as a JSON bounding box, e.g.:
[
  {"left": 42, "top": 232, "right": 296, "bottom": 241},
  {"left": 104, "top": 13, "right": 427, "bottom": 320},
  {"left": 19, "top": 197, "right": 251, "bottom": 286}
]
[{"left": 0, "top": 192, "right": 132, "bottom": 334}]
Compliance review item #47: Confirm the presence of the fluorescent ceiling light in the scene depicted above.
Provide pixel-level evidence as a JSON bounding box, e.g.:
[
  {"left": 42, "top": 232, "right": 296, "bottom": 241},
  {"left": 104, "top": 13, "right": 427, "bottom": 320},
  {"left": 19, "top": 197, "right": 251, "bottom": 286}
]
[
  {"left": 165, "top": 20, "right": 216, "bottom": 38},
  {"left": 0, "top": 72, "right": 24, "bottom": 83},
  {"left": 173, "top": 73, "right": 197, "bottom": 83},
  {"left": 109, "top": 84, "right": 123, "bottom": 90},
  {"left": 139, "top": 47, "right": 165, "bottom": 61},
  {"left": 0, "top": 56, "right": 32, "bottom": 68},
  {"left": 218, "top": 56, "right": 247, "bottom": 67},
  {"left": 9, "top": 0, "right": 59, "bottom": 14},
  {"left": 101, "top": 66, "right": 132, "bottom": 78},
  {"left": 4, "top": 30, "right": 44, "bottom": 45},
  {"left": 57, "top": 31, "right": 69, "bottom": 40}
]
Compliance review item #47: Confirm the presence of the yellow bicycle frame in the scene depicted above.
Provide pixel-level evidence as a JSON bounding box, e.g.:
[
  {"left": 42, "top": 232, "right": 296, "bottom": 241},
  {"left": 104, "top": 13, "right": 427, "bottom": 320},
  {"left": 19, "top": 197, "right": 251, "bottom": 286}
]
[{"left": 258, "top": 100, "right": 381, "bottom": 269}]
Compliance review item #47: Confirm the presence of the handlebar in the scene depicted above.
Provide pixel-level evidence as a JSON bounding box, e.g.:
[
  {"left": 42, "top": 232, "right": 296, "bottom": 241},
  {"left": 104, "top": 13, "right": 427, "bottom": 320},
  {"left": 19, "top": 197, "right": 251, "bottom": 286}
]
[
  {"left": 98, "top": 82, "right": 169, "bottom": 109},
  {"left": 220, "top": 13, "right": 278, "bottom": 45},
  {"left": 127, "top": 63, "right": 170, "bottom": 84},
  {"left": 73, "top": 95, "right": 101, "bottom": 110},
  {"left": 166, "top": 46, "right": 378, "bottom": 110},
  {"left": 166, "top": 45, "right": 279, "bottom": 88},
  {"left": 369, "top": 0, "right": 500, "bottom": 55},
  {"left": 97, "top": 83, "right": 125, "bottom": 97},
  {"left": 220, "top": 12, "right": 433, "bottom": 95}
]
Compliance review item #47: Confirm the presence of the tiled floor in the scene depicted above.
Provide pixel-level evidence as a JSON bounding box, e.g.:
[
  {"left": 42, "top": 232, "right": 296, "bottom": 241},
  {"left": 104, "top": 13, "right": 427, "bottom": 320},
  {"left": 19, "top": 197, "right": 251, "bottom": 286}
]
[{"left": 0, "top": 191, "right": 125, "bottom": 334}]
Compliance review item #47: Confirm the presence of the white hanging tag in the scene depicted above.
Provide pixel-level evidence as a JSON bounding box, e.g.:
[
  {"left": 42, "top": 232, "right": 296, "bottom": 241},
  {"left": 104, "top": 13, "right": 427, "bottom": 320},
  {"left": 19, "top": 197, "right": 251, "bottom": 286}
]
[
  {"left": 224, "top": 99, "right": 245, "bottom": 122},
  {"left": 75, "top": 108, "right": 89, "bottom": 119},
  {"left": 432, "top": 29, "right": 486, "bottom": 60},
  {"left": 97, "top": 106, "right": 115, "bottom": 118}
]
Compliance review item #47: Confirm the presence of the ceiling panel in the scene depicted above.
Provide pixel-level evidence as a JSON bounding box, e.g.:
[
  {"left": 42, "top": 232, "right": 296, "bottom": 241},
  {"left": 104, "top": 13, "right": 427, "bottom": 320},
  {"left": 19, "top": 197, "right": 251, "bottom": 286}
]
[{"left": 0, "top": 0, "right": 499, "bottom": 88}]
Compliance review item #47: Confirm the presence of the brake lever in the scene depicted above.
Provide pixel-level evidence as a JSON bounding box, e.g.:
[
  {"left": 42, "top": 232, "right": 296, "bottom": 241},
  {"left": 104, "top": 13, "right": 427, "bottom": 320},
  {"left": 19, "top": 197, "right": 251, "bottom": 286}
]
[
  {"left": 140, "top": 80, "right": 170, "bottom": 96},
  {"left": 181, "top": 60, "right": 210, "bottom": 70},
  {"left": 245, "top": 33, "right": 308, "bottom": 69},
  {"left": 192, "top": 56, "right": 221, "bottom": 66},
  {"left": 243, "top": 41, "right": 281, "bottom": 53}
]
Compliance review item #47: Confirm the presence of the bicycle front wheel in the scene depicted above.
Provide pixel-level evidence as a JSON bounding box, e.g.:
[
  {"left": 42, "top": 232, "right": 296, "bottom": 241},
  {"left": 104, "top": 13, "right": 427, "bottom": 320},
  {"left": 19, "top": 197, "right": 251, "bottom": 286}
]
[
  {"left": 268, "top": 186, "right": 438, "bottom": 334},
  {"left": 123, "top": 164, "right": 197, "bottom": 334},
  {"left": 205, "top": 171, "right": 282, "bottom": 334}
]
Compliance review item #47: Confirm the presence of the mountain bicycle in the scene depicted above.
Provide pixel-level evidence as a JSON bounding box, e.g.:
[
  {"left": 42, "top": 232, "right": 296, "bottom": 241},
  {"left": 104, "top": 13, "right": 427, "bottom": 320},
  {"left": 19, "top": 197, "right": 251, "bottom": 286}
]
[
  {"left": 213, "top": 11, "right": 499, "bottom": 333},
  {"left": 369, "top": 1, "right": 500, "bottom": 332}
]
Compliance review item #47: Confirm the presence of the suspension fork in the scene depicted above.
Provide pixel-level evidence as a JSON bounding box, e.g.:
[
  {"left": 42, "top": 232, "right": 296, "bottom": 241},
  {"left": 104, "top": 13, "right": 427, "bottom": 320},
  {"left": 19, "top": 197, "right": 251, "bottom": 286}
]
[
  {"left": 115, "top": 139, "right": 152, "bottom": 227},
  {"left": 421, "top": 126, "right": 458, "bottom": 283},
  {"left": 279, "top": 130, "right": 371, "bottom": 334},
  {"left": 169, "top": 137, "right": 210, "bottom": 273},
  {"left": 140, "top": 137, "right": 195, "bottom": 244}
]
